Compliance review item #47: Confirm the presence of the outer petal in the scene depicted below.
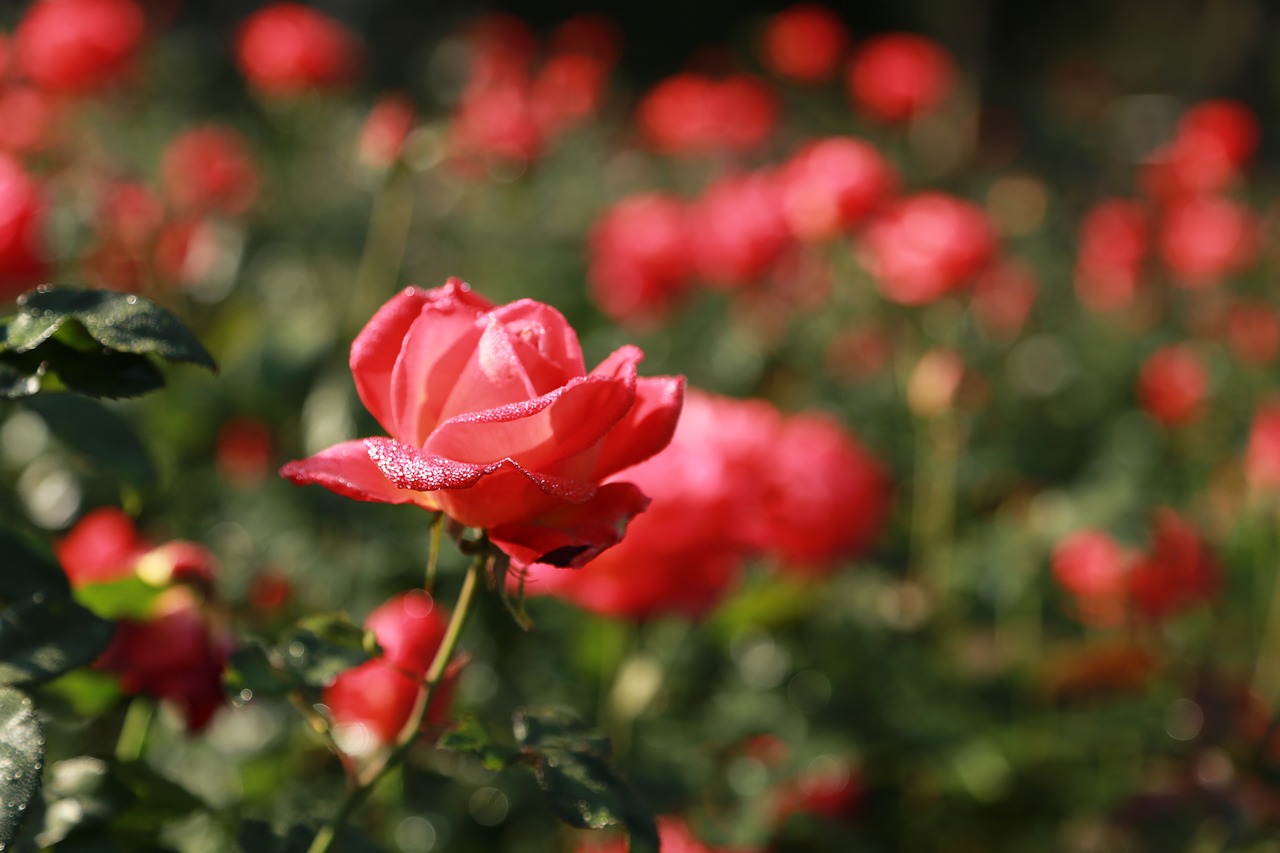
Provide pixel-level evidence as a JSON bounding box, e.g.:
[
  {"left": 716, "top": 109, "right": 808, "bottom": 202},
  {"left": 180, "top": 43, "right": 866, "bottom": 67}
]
[
  {"left": 425, "top": 363, "right": 638, "bottom": 469},
  {"left": 594, "top": 374, "right": 685, "bottom": 479},
  {"left": 490, "top": 481, "right": 650, "bottom": 568},
  {"left": 280, "top": 439, "right": 438, "bottom": 509},
  {"left": 364, "top": 437, "right": 597, "bottom": 528},
  {"left": 351, "top": 280, "right": 491, "bottom": 437}
]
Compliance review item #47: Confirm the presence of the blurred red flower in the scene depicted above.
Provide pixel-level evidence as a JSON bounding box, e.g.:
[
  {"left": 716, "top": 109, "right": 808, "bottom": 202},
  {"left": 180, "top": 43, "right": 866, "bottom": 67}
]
[
  {"left": 14, "top": 0, "right": 146, "bottom": 95},
  {"left": 778, "top": 136, "right": 896, "bottom": 243},
  {"left": 970, "top": 259, "right": 1038, "bottom": 340},
  {"left": 846, "top": 33, "right": 956, "bottom": 123},
  {"left": 1075, "top": 198, "right": 1148, "bottom": 312},
  {"left": 859, "top": 192, "right": 995, "bottom": 305},
  {"left": 323, "top": 590, "right": 455, "bottom": 747},
  {"left": 1128, "top": 510, "right": 1220, "bottom": 620},
  {"left": 0, "top": 153, "right": 49, "bottom": 299},
  {"left": 216, "top": 417, "right": 274, "bottom": 484},
  {"left": 690, "top": 171, "right": 791, "bottom": 288},
  {"left": 1143, "top": 100, "right": 1259, "bottom": 198},
  {"left": 637, "top": 72, "right": 777, "bottom": 155},
  {"left": 1157, "top": 194, "right": 1258, "bottom": 287},
  {"left": 587, "top": 192, "right": 693, "bottom": 325},
  {"left": 754, "top": 411, "right": 890, "bottom": 572},
  {"left": 1137, "top": 344, "right": 1209, "bottom": 427},
  {"left": 760, "top": 4, "right": 850, "bottom": 84},
  {"left": 1245, "top": 403, "right": 1280, "bottom": 492},
  {"left": 97, "top": 588, "right": 231, "bottom": 731},
  {"left": 235, "top": 3, "right": 361, "bottom": 97},
  {"left": 358, "top": 93, "right": 415, "bottom": 170},
  {"left": 1052, "top": 529, "right": 1130, "bottom": 627},
  {"left": 162, "top": 125, "right": 259, "bottom": 217},
  {"left": 1226, "top": 298, "right": 1280, "bottom": 367},
  {"left": 55, "top": 506, "right": 149, "bottom": 587}
]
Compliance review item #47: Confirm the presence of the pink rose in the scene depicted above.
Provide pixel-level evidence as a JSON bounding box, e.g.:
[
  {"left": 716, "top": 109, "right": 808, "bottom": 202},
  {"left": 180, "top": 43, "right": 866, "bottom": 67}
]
[{"left": 281, "top": 279, "right": 685, "bottom": 568}]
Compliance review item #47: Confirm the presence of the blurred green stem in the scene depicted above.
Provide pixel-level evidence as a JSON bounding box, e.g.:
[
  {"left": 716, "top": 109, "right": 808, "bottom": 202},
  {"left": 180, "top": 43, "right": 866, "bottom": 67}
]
[
  {"left": 911, "top": 412, "right": 961, "bottom": 602},
  {"left": 307, "top": 549, "right": 484, "bottom": 853},
  {"left": 343, "top": 166, "right": 416, "bottom": 339},
  {"left": 425, "top": 512, "right": 444, "bottom": 591},
  {"left": 114, "top": 696, "right": 153, "bottom": 763}
]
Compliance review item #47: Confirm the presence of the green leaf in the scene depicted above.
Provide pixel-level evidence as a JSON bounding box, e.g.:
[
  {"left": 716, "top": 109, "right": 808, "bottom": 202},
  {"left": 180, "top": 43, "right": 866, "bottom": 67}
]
[
  {"left": 513, "top": 707, "right": 658, "bottom": 853},
  {"left": 275, "top": 615, "right": 380, "bottom": 688},
  {"left": 34, "top": 757, "right": 131, "bottom": 846},
  {"left": 24, "top": 395, "right": 156, "bottom": 490},
  {"left": 0, "top": 529, "right": 113, "bottom": 688},
  {"left": 3, "top": 287, "right": 215, "bottom": 370},
  {"left": 0, "top": 343, "right": 165, "bottom": 400},
  {"left": 73, "top": 576, "right": 163, "bottom": 621},
  {"left": 224, "top": 642, "right": 305, "bottom": 699},
  {"left": 514, "top": 705, "right": 612, "bottom": 756},
  {"left": 0, "top": 361, "right": 40, "bottom": 398},
  {"left": 0, "top": 687, "right": 44, "bottom": 849},
  {"left": 437, "top": 717, "right": 519, "bottom": 772}
]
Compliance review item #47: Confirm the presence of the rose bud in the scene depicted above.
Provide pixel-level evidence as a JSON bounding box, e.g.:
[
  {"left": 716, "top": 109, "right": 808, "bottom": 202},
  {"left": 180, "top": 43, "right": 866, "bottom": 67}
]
[
  {"left": 14, "top": 0, "right": 146, "bottom": 95},
  {"left": 323, "top": 591, "right": 454, "bottom": 749},
  {"left": 760, "top": 4, "right": 850, "bottom": 84},
  {"left": 1128, "top": 510, "right": 1220, "bottom": 621},
  {"left": 235, "top": 3, "right": 361, "bottom": 97},
  {"left": 55, "top": 507, "right": 149, "bottom": 587},
  {"left": 778, "top": 136, "right": 896, "bottom": 243},
  {"left": 846, "top": 33, "right": 957, "bottom": 123},
  {"left": 162, "top": 125, "right": 260, "bottom": 217},
  {"left": 587, "top": 192, "right": 693, "bottom": 325},
  {"left": 1137, "top": 344, "right": 1209, "bottom": 427}
]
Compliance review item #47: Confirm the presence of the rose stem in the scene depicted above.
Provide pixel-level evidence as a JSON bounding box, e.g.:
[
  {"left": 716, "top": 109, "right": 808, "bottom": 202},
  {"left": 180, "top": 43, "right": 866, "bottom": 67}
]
[
  {"left": 307, "top": 549, "right": 485, "bottom": 853},
  {"left": 114, "top": 696, "right": 154, "bottom": 763},
  {"left": 424, "top": 512, "right": 444, "bottom": 591}
]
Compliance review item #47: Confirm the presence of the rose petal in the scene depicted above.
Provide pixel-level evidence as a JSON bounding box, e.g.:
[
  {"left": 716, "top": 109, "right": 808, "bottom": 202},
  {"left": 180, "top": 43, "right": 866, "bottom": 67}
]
[
  {"left": 433, "top": 313, "right": 540, "bottom": 426},
  {"left": 490, "top": 481, "right": 650, "bottom": 568},
  {"left": 364, "top": 436, "right": 598, "bottom": 528},
  {"left": 390, "top": 296, "right": 489, "bottom": 445},
  {"left": 280, "top": 439, "right": 438, "bottom": 509},
  {"left": 352, "top": 280, "right": 491, "bottom": 436},
  {"left": 489, "top": 299, "right": 586, "bottom": 394},
  {"left": 426, "top": 364, "right": 637, "bottom": 469},
  {"left": 594, "top": 374, "right": 685, "bottom": 478}
]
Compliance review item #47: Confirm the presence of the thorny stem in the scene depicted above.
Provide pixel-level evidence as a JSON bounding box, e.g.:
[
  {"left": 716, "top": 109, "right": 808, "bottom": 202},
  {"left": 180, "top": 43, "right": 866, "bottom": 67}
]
[{"left": 306, "top": 550, "right": 485, "bottom": 853}]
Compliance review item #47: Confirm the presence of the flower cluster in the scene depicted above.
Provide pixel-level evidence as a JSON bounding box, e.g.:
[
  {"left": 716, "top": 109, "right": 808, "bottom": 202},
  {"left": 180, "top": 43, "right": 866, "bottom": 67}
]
[
  {"left": 1052, "top": 510, "right": 1221, "bottom": 627},
  {"left": 521, "top": 389, "right": 889, "bottom": 621}
]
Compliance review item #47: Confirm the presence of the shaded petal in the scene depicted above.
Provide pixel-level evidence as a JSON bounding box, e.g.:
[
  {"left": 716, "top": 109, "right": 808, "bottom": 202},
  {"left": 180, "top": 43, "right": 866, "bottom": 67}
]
[
  {"left": 490, "top": 481, "right": 651, "bottom": 569},
  {"left": 594, "top": 374, "right": 685, "bottom": 479},
  {"left": 390, "top": 296, "right": 489, "bottom": 446},
  {"left": 351, "top": 280, "right": 491, "bottom": 437},
  {"left": 280, "top": 440, "right": 437, "bottom": 509}
]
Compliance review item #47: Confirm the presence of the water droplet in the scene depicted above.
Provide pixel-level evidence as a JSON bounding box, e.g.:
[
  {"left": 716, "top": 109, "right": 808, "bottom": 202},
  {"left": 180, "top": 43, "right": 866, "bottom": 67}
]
[
  {"left": 125, "top": 295, "right": 137, "bottom": 305},
  {"left": 15, "top": 294, "right": 26, "bottom": 306}
]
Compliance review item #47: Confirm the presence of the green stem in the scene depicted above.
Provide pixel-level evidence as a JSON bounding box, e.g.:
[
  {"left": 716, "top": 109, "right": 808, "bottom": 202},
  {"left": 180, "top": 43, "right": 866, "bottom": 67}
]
[
  {"left": 307, "top": 552, "right": 485, "bottom": 853},
  {"left": 1251, "top": 514, "right": 1280, "bottom": 702},
  {"left": 424, "top": 513, "right": 444, "bottom": 591},
  {"left": 114, "top": 696, "right": 154, "bottom": 763}
]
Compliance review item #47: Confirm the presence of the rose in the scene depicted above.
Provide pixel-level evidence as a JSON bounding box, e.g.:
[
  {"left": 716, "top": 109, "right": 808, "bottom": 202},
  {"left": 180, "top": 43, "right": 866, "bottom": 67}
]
[
  {"left": 234, "top": 3, "right": 362, "bottom": 98},
  {"left": 281, "top": 279, "right": 685, "bottom": 568},
  {"left": 324, "top": 591, "right": 455, "bottom": 748}
]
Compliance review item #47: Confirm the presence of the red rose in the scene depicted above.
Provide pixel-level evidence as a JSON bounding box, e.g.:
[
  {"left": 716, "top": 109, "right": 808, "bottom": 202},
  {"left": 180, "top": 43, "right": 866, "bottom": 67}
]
[
  {"left": 760, "top": 4, "right": 850, "bottom": 84},
  {"left": 521, "top": 390, "right": 773, "bottom": 620},
  {"left": 235, "top": 3, "right": 361, "bottom": 97},
  {"left": 1128, "top": 510, "right": 1220, "bottom": 620},
  {"left": 846, "top": 33, "right": 956, "bottom": 124},
  {"left": 55, "top": 507, "right": 149, "bottom": 587},
  {"left": 1157, "top": 194, "right": 1258, "bottom": 288},
  {"left": 690, "top": 172, "right": 791, "bottom": 289},
  {"left": 0, "top": 153, "right": 49, "bottom": 298},
  {"left": 778, "top": 136, "right": 896, "bottom": 243},
  {"left": 1052, "top": 529, "right": 1130, "bottom": 627},
  {"left": 587, "top": 192, "right": 693, "bottom": 325},
  {"left": 1246, "top": 403, "right": 1280, "bottom": 492},
  {"left": 859, "top": 192, "right": 995, "bottom": 305},
  {"left": 637, "top": 72, "right": 777, "bottom": 155},
  {"left": 1074, "top": 198, "right": 1148, "bottom": 312},
  {"left": 14, "top": 0, "right": 146, "bottom": 95},
  {"left": 281, "top": 279, "right": 685, "bottom": 568},
  {"left": 323, "top": 591, "right": 455, "bottom": 747},
  {"left": 1137, "top": 344, "right": 1209, "bottom": 427},
  {"left": 97, "top": 588, "right": 231, "bottom": 731},
  {"left": 358, "top": 93, "right": 415, "bottom": 170},
  {"left": 162, "top": 125, "right": 259, "bottom": 217}
]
